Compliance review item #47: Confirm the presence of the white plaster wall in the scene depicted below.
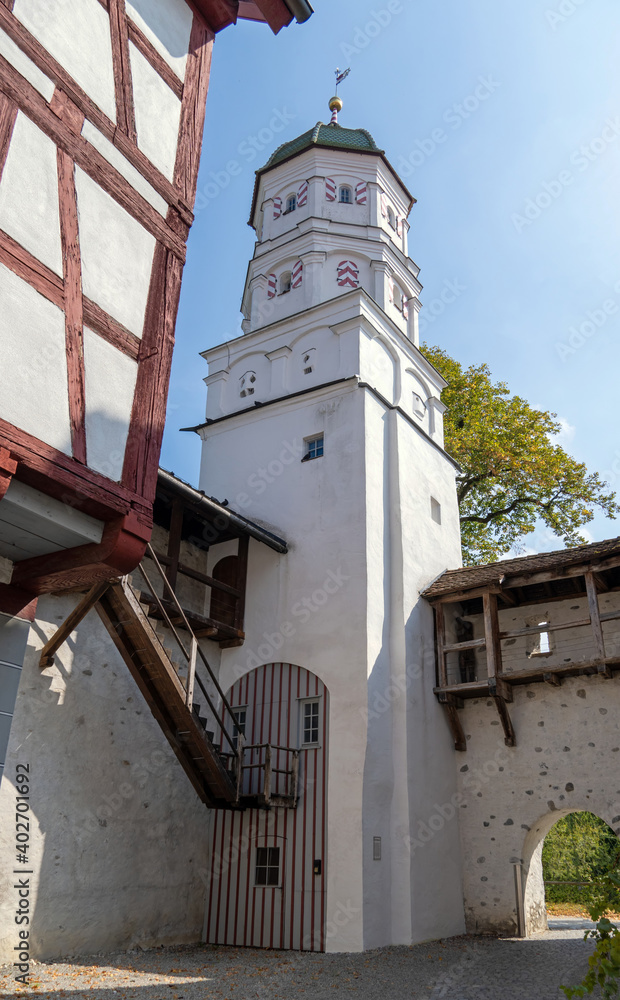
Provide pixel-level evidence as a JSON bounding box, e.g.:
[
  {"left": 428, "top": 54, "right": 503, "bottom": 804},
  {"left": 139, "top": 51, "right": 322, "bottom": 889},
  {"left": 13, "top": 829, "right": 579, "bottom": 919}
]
[
  {"left": 83, "top": 328, "right": 138, "bottom": 481},
  {"left": 125, "top": 0, "right": 192, "bottom": 80},
  {"left": 200, "top": 385, "right": 370, "bottom": 951},
  {"left": 75, "top": 166, "right": 155, "bottom": 336},
  {"left": 0, "top": 263, "right": 71, "bottom": 455},
  {"left": 0, "top": 594, "right": 212, "bottom": 962},
  {"left": 81, "top": 120, "right": 167, "bottom": 216},
  {"left": 0, "top": 113, "right": 62, "bottom": 276},
  {"left": 130, "top": 41, "right": 182, "bottom": 180},
  {"left": 14, "top": 0, "right": 116, "bottom": 121},
  {"left": 454, "top": 673, "right": 620, "bottom": 935},
  {"left": 0, "top": 26, "right": 54, "bottom": 101}
]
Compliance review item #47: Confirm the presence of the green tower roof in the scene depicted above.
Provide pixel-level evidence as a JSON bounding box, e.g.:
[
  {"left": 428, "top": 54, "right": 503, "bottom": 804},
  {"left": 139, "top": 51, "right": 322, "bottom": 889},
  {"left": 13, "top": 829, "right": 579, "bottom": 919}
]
[{"left": 266, "top": 121, "right": 384, "bottom": 167}]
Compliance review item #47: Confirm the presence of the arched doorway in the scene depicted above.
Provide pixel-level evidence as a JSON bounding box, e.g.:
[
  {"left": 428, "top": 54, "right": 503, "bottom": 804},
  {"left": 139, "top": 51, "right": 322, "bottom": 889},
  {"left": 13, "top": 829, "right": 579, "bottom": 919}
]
[
  {"left": 204, "top": 663, "right": 329, "bottom": 951},
  {"left": 523, "top": 809, "right": 620, "bottom": 935}
]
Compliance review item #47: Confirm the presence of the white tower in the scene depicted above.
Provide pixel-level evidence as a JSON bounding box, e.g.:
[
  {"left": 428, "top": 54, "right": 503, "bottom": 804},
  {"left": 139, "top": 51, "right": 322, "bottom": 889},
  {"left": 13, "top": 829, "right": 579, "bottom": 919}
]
[{"left": 195, "top": 100, "right": 466, "bottom": 952}]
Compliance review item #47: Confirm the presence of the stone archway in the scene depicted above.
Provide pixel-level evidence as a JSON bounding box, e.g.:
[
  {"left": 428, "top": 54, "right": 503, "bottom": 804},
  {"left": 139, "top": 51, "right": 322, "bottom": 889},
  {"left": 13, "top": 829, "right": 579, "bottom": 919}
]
[{"left": 522, "top": 808, "right": 620, "bottom": 936}]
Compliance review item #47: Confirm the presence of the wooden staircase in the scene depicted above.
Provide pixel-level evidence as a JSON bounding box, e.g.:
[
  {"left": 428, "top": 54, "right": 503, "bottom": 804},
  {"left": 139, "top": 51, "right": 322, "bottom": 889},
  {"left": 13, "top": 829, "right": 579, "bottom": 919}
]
[
  {"left": 38, "top": 545, "right": 300, "bottom": 812},
  {"left": 96, "top": 577, "right": 239, "bottom": 808}
]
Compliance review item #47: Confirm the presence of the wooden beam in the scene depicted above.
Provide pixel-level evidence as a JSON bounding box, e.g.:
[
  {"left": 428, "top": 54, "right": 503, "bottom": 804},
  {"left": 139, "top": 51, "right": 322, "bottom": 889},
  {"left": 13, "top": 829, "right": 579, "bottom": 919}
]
[
  {"left": 109, "top": 0, "right": 137, "bottom": 142},
  {"left": 498, "top": 588, "right": 517, "bottom": 607},
  {"left": 173, "top": 15, "right": 214, "bottom": 207},
  {"left": 594, "top": 571, "right": 610, "bottom": 592},
  {"left": 505, "top": 555, "right": 620, "bottom": 589},
  {"left": 443, "top": 636, "right": 486, "bottom": 654},
  {"left": 442, "top": 702, "right": 467, "bottom": 752},
  {"left": 0, "top": 90, "right": 17, "bottom": 183},
  {"left": 57, "top": 147, "right": 87, "bottom": 465},
  {"left": 543, "top": 672, "right": 561, "bottom": 687},
  {"left": 492, "top": 694, "right": 516, "bottom": 747},
  {"left": 127, "top": 18, "right": 184, "bottom": 99},
  {"left": 483, "top": 591, "right": 504, "bottom": 691},
  {"left": 435, "top": 603, "right": 448, "bottom": 688},
  {"left": 585, "top": 570, "right": 610, "bottom": 677},
  {"left": 166, "top": 498, "right": 184, "bottom": 591},
  {"left": 431, "top": 583, "right": 504, "bottom": 605},
  {"left": 39, "top": 580, "right": 111, "bottom": 667},
  {"left": 233, "top": 534, "right": 249, "bottom": 632}
]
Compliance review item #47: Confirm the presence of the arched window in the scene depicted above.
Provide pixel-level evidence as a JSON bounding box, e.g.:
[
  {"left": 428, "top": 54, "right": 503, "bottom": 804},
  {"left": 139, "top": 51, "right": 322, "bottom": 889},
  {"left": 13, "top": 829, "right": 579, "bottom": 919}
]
[
  {"left": 392, "top": 283, "right": 403, "bottom": 310},
  {"left": 387, "top": 206, "right": 396, "bottom": 230},
  {"left": 285, "top": 193, "right": 297, "bottom": 214},
  {"left": 280, "top": 271, "right": 292, "bottom": 294},
  {"left": 339, "top": 185, "right": 352, "bottom": 204},
  {"left": 210, "top": 555, "right": 238, "bottom": 627}
]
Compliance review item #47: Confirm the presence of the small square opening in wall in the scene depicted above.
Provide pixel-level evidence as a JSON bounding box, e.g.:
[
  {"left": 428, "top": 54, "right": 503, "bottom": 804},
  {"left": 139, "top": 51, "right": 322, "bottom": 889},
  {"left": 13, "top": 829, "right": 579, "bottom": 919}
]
[
  {"left": 255, "top": 846, "right": 280, "bottom": 887},
  {"left": 527, "top": 617, "right": 552, "bottom": 657},
  {"left": 431, "top": 497, "right": 442, "bottom": 524},
  {"left": 373, "top": 837, "right": 382, "bottom": 861},
  {"left": 302, "top": 435, "right": 324, "bottom": 461}
]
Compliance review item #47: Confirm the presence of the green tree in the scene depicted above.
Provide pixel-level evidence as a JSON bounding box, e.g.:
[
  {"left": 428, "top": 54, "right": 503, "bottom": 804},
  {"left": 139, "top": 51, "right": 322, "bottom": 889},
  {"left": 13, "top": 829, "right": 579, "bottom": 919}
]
[
  {"left": 420, "top": 345, "right": 619, "bottom": 565},
  {"left": 543, "top": 813, "right": 620, "bottom": 906}
]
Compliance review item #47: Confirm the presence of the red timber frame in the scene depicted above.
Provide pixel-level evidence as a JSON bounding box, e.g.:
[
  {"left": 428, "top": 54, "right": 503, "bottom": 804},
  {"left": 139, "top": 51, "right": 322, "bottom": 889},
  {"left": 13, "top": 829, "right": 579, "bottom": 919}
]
[{"left": 0, "top": 0, "right": 293, "bottom": 609}]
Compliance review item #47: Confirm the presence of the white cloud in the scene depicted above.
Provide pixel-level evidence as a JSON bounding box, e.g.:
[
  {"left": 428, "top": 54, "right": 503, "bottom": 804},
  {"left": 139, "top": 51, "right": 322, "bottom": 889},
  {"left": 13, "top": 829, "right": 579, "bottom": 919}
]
[{"left": 550, "top": 416, "right": 576, "bottom": 448}]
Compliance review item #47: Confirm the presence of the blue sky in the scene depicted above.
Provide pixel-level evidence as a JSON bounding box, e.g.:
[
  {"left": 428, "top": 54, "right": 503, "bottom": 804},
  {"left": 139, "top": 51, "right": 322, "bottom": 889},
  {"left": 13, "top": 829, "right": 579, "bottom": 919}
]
[{"left": 161, "top": 0, "right": 620, "bottom": 553}]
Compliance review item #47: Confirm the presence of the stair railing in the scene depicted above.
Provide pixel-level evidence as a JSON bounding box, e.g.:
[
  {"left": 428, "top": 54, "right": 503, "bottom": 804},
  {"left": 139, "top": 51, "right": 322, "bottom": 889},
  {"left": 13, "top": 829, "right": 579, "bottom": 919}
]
[
  {"left": 135, "top": 544, "right": 243, "bottom": 767},
  {"left": 241, "top": 743, "right": 300, "bottom": 804}
]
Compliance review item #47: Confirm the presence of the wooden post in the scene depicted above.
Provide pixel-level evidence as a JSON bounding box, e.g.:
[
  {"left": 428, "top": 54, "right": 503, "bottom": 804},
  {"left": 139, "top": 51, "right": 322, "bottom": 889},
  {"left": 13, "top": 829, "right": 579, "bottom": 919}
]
[
  {"left": 435, "top": 603, "right": 448, "bottom": 688},
  {"left": 442, "top": 702, "right": 467, "bottom": 752},
  {"left": 483, "top": 591, "right": 504, "bottom": 690},
  {"left": 185, "top": 634, "right": 197, "bottom": 708},
  {"left": 166, "top": 498, "right": 184, "bottom": 592},
  {"left": 233, "top": 534, "right": 249, "bottom": 632},
  {"left": 585, "top": 571, "right": 609, "bottom": 677}
]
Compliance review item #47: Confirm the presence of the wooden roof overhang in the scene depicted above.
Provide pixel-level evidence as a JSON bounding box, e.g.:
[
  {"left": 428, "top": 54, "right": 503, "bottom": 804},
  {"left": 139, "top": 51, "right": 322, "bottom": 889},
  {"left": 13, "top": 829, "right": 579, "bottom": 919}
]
[
  {"left": 194, "top": 0, "right": 299, "bottom": 34},
  {"left": 423, "top": 538, "right": 620, "bottom": 752}
]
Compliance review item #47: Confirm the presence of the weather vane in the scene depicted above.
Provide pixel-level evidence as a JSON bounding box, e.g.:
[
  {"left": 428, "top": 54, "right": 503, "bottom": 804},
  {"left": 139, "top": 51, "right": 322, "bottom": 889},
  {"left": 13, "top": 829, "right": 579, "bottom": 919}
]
[{"left": 329, "top": 67, "right": 350, "bottom": 123}]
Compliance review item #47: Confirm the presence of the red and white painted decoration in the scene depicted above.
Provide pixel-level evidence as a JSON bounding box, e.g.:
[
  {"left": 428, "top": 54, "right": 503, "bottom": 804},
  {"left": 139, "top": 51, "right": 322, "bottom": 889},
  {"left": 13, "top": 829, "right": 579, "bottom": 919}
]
[
  {"left": 297, "top": 180, "right": 308, "bottom": 207},
  {"left": 380, "top": 192, "right": 388, "bottom": 218},
  {"left": 396, "top": 215, "right": 402, "bottom": 237},
  {"left": 403, "top": 295, "right": 409, "bottom": 319},
  {"left": 267, "top": 274, "right": 277, "bottom": 298},
  {"left": 337, "top": 260, "right": 360, "bottom": 289},
  {"left": 205, "top": 663, "right": 329, "bottom": 951},
  {"left": 355, "top": 181, "right": 367, "bottom": 205},
  {"left": 292, "top": 260, "right": 303, "bottom": 288},
  {"left": 325, "top": 177, "right": 336, "bottom": 201},
  {"left": 273, "top": 197, "right": 282, "bottom": 219}
]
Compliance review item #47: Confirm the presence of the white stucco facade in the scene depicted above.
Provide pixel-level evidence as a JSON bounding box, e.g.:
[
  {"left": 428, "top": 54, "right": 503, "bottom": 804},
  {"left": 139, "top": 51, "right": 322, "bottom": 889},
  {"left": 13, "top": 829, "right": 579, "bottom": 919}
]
[{"left": 197, "top": 121, "right": 466, "bottom": 950}]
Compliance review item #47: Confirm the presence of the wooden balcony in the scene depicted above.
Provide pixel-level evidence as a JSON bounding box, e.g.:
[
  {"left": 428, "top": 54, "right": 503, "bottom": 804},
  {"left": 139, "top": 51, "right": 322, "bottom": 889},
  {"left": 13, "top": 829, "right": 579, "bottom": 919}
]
[{"left": 422, "top": 537, "right": 620, "bottom": 751}]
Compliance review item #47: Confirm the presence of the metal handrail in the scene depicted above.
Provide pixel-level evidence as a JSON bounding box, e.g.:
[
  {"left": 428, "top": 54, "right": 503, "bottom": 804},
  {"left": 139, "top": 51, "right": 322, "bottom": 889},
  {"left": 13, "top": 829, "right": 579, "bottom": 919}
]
[{"left": 136, "top": 545, "right": 241, "bottom": 757}]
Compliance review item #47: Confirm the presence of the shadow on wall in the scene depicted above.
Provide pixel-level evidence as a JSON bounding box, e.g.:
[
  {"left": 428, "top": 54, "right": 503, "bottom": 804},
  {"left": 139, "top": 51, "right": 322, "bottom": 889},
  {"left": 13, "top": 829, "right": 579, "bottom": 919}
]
[{"left": 0, "top": 593, "right": 211, "bottom": 964}]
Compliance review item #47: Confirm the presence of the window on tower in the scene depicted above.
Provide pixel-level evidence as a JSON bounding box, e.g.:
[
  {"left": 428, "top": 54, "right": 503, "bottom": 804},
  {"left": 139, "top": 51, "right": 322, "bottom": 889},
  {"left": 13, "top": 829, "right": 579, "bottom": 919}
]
[
  {"left": 339, "top": 185, "right": 352, "bottom": 204},
  {"left": 280, "top": 271, "right": 292, "bottom": 294},
  {"left": 302, "top": 435, "right": 324, "bottom": 461},
  {"left": 284, "top": 193, "right": 297, "bottom": 214},
  {"left": 387, "top": 206, "right": 396, "bottom": 230}
]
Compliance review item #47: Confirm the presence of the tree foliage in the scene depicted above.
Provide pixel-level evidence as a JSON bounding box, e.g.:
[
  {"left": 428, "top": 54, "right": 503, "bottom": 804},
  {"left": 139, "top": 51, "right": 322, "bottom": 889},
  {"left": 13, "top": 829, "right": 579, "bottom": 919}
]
[
  {"left": 420, "top": 345, "right": 620, "bottom": 565},
  {"left": 561, "top": 857, "right": 620, "bottom": 998},
  {"left": 543, "top": 813, "right": 620, "bottom": 906}
]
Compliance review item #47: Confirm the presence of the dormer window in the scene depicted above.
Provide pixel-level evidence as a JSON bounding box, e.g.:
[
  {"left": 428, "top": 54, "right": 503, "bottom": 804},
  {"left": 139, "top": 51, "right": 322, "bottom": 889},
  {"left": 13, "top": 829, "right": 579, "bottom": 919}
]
[
  {"left": 387, "top": 206, "right": 396, "bottom": 230},
  {"left": 280, "top": 271, "right": 292, "bottom": 294},
  {"left": 284, "top": 194, "right": 297, "bottom": 215},
  {"left": 339, "top": 185, "right": 352, "bottom": 204}
]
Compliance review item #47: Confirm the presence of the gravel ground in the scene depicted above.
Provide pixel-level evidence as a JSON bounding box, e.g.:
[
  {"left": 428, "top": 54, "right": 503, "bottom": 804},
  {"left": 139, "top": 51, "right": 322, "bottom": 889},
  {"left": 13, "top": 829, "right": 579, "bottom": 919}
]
[{"left": 0, "top": 929, "right": 600, "bottom": 1000}]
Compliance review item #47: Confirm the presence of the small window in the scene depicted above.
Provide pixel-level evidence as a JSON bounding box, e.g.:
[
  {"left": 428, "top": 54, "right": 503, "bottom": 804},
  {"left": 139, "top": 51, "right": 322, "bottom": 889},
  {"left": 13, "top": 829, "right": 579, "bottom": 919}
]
[
  {"left": 412, "top": 392, "right": 426, "bottom": 419},
  {"left": 527, "top": 618, "right": 553, "bottom": 658},
  {"left": 284, "top": 194, "right": 297, "bottom": 214},
  {"left": 231, "top": 708, "right": 246, "bottom": 752},
  {"left": 431, "top": 497, "right": 442, "bottom": 525},
  {"left": 255, "top": 846, "right": 280, "bottom": 887},
  {"left": 387, "top": 206, "right": 396, "bottom": 230},
  {"left": 280, "top": 271, "right": 292, "bottom": 294},
  {"left": 239, "top": 371, "right": 256, "bottom": 397},
  {"left": 339, "top": 185, "right": 352, "bottom": 204},
  {"left": 302, "top": 699, "right": 320, "bottom": 745},
  {"left": 302, "top": 435, "right": 324, "bottom": 461}
]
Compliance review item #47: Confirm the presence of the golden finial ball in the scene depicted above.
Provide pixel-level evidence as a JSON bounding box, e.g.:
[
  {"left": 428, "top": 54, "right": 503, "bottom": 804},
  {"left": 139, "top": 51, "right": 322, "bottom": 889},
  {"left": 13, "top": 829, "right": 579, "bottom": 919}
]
[{"left": 329, "top": 96, "right": 343, "bottom": 113}]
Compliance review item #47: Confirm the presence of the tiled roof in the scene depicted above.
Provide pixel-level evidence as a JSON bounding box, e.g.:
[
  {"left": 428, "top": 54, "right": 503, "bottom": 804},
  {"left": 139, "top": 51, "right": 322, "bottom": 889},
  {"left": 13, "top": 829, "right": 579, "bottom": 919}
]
[
  {"left": 421, "top": 535, "right": 620, "bottom": 600},
  {"left": 265, "top": 122, "right": 383, "bottom": 167}
]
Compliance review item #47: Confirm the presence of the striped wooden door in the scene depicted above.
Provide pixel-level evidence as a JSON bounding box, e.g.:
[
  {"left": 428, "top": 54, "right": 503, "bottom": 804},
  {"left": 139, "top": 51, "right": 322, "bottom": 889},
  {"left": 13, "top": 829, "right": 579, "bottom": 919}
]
[{"left": 205, "top": 664, "right": 329, "bottom": 950}]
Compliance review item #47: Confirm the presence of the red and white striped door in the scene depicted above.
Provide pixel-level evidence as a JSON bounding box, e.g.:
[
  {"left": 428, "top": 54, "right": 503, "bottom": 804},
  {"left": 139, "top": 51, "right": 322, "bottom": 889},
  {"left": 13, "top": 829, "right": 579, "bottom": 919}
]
[{"left": 205, "top": 664, "right": 329, "bottom": 951}]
